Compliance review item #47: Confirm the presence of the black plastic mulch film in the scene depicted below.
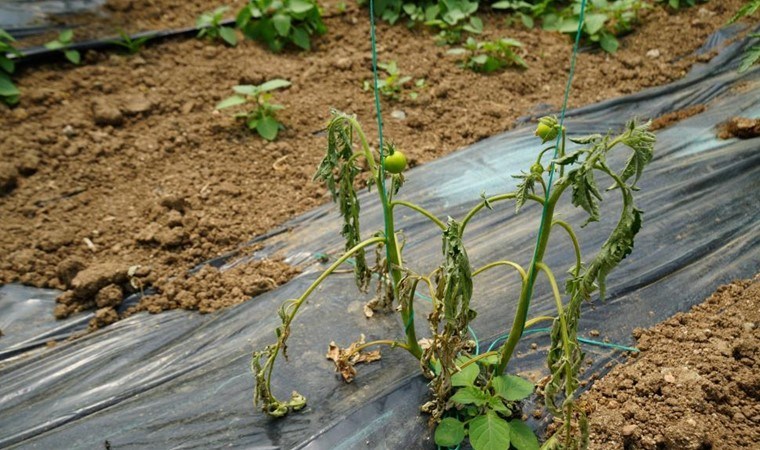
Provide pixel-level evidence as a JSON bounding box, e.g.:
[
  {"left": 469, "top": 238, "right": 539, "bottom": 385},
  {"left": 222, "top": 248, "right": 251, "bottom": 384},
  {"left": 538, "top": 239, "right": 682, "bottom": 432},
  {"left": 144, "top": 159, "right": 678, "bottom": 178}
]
[{"left": 1, "top": 28, "right": 759, "bottom": 450}]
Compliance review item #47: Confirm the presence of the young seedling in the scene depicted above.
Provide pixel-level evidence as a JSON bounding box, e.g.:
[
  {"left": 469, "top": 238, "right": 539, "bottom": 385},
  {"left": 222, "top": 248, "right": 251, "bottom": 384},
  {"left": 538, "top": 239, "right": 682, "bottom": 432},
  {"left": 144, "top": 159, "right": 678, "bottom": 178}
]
[
  {"left": 44, "top": 29, "right": 80, "bottom": 64},
  {"left": 216, "top": 79, "right": 291, "bottom": 140},
  {"left": 449, "top": 37, "right": 528, "bottom": 72},
  {"left": 236, "top": 0, "right": 326, "bottom": 52},
  {"left": 0, "top": 28, "right": 21, "bottom": 105},
  {"left": 197, "top": 6, "right": 238, "bottom": 46},
  {"left": 250, "top": 109, "right": 655, "bottom": 449},
  {"left": 363, "top": 61, "right": 425, "bottom": 101},
  {"left": 111, "top": 30, "right": 151, "bottom": 55}
]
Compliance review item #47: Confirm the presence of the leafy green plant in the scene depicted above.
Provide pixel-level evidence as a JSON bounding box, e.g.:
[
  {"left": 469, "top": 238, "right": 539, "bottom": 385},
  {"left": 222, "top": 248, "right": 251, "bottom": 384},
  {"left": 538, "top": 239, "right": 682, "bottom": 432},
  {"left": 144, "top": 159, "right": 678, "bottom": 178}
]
[
  {"left": 360, "top": 0, "right": 483, "bottom": 44},
  {"left": 449, "top": 37, "right": 528, "bottom": 72},
  {"left": 216, "top": 79, "right": 291, "bottom": 140},
  {"left": 250, "top": 109, "right": 655, "bottom": 449},
  {"left": 197, "top": 6, "right": 238, "bottom": 46},
  {"left": 729, "top": 0, "right": 759, "bottom": 73},
  {"left": 362, "top": 61, "right": 426, "bottom": 100},
  {"left": 543, "top": 0, "right": 649, "bottom": 53},
  {"left": 655, "top": 0, "right": 707, "bottom": 9},
  {"left": 491, "top": 0, "right": 536, "bottom": 28},
  {"left": 111, "top": 30, "right": 151, "bottom": 54},
  {"left": 0, "top": 28, "right": 21, "bottom": 105},
  {"left": 44, "top": 29, "right": 80, "bottom": 64},
  {"left": 236, "top": 0, "right": 326, "bottom": 52}
]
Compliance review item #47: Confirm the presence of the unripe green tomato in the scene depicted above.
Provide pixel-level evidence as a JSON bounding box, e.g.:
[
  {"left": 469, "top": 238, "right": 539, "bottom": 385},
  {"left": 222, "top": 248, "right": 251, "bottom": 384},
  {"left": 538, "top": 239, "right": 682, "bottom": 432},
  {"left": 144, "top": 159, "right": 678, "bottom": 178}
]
[
  {"left": 531, "top": 162, "right": 544, "bottom": 175},
  {"left": 383, "top": 151, "right": 408, "bottom": 174},
  {"left": 535, "top": 123, "right": 558, "bottom": 143}
]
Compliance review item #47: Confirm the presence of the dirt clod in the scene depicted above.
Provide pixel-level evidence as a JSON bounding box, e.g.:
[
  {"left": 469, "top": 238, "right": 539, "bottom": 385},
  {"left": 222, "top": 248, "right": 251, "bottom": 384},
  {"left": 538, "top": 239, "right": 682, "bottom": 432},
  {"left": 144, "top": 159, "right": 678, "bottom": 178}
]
[
  {"left": 92, "top": 100, "right": 124, "bottom": 126},
  {"left": 718, "top": 116, "right": 760, "bottom": 139},
  {"left": 0, "top": 163, "right": 19, "bottom": 196}
]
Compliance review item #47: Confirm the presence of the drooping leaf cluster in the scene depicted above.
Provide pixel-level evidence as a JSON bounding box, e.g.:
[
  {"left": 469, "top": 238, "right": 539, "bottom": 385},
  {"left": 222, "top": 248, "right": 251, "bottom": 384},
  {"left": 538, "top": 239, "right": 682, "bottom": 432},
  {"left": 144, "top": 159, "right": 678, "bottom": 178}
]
[
  {"left": 545, "top": 119, "right": 653, "bottom": 447},
  {"left": 313, "top": 112, "right": 372, "bottom": 292}
]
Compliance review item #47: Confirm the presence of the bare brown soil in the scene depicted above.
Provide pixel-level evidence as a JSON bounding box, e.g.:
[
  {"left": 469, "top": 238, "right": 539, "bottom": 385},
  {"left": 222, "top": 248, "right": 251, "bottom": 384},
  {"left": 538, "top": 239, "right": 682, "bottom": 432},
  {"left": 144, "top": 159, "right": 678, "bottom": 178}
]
[
  {"left": 650, "top": 104, "right": 707, "bottom": 131},
  {"left": 0, "top": 0, "right": 749, "bottom": 327},
  {"left": 583, "top": 276, "right": 760, "bottom": 449}
]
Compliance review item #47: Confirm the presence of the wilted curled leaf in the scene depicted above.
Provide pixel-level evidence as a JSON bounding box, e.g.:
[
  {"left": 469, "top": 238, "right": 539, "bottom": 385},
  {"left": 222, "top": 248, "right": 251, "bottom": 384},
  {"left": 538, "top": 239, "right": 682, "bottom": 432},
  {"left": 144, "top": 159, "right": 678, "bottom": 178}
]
[{"left": 326, "top": 334, "right": 382, "bottom": 382}]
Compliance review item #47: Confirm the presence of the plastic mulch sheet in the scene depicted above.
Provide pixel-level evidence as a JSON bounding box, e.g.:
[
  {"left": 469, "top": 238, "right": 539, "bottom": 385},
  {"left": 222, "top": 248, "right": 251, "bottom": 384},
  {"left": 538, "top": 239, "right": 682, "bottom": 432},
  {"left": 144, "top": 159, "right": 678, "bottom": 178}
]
[{"left": 1, "top": 30, "right": 758, "bottom": 449}]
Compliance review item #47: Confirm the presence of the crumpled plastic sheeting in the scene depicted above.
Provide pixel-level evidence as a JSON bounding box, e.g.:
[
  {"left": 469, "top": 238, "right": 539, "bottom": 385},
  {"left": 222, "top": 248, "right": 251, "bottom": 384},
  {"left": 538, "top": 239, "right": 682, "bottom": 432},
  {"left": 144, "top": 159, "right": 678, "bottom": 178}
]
[{"left": 0, "top": 32, "right": 758, "bottom": 450}]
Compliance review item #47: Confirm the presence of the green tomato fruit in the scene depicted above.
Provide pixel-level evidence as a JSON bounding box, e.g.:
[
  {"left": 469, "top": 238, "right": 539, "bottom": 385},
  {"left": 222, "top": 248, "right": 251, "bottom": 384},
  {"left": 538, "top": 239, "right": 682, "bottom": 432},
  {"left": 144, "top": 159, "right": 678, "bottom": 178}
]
[
  {"left": 535, "top": 122, "right": 558, "bottom": 143},
  {"left": 383, "top": 150, "right": 408, "bottom": 174},
  {"left": 531, "top": 162, "right": 544, "bottom": 175}
]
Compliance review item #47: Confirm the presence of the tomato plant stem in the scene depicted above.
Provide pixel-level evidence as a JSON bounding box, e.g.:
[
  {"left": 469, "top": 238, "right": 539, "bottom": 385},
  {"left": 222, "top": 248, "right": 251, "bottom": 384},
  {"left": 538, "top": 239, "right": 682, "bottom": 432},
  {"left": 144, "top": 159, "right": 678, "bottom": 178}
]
[
  {"left": 472, "top": 260, "right": 527, "bottom": 281},
  {"left": 390, "top": 200, "right": 446, "bottom": 230}
]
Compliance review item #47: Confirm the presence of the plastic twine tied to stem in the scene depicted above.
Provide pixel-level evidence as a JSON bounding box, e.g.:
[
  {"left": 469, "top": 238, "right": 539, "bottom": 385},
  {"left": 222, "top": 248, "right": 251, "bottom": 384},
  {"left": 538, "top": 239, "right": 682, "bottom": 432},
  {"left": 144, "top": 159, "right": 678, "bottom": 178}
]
[
  {"left": 518, "top": 0, "right": 589, "bottom": 348},
  {"left": 368, "top": 0, "right": 418, "bottom": 335}
]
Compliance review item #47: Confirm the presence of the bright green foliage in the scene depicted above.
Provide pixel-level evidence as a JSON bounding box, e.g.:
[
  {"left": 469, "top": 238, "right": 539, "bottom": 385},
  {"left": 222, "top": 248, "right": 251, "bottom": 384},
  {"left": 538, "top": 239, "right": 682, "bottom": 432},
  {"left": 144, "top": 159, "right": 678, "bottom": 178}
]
[
  {"left": 363, "top": 61, "right": 425, "bottom": 101},
  {"left": 0, "top": 28, "right": 20, "bottom": 105},
  {"left": 449, "top": 37, "right": 528, "bottom": 72},
  {"left": 469, "top": 412, "right": 511, "bottom": 450},
  {"left": 360, "top": 0, "right": 483, "bottom": 43},
  {"left": 509, "top": 419, "right": 540, "bottom": 450},
  {"left": 490, "top": 0, "right": 552, "bottom": 28},
  {"left": 216, "top": 79, "right": 291, "bottom": 140},
  {"left": 111, "top": 30, "right": 151, "bottom": 54},
  {"left": 729, "top": 1, "right": 760, "bottom": 73},
  {"left": 435, "top": 355, "right": 537, "bottom": 450},
  {"left": 198, "top": 6, "right": 238, "bottom": 46},
  {"left": 44, "top": 29, "right": 80, "bottom": 64},
  {"left": 435, "top": 417, "right": 466, "bottom": 447},
  {"left": 236, "top": 0, "right": 326, "bottom": 52},
  {"left": 738, "top": 34, "right": 760, "bottom": 73},
  {"left": 656, "top": 0, "right": 708, "bottom": 9},
  {"left": 542, "top": 0, "right": 649, "bottom": 53},
  {"left": 729, "top": 0, "right": 760, "bottom": 23}
]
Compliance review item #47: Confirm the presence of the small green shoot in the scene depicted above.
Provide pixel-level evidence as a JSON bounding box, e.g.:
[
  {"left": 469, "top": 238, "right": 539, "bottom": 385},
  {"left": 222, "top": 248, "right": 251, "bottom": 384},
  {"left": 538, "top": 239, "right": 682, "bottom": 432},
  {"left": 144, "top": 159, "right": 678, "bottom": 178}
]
[
  {"left": 0, "top": 28, "right": 20, "bottom": 105},
  {"left": 216, "top": 79, "right": 291, "bottom": 140},
  {"left": 363, "top": 61, "right": 425, "bottom": 101},
  {"left": 236, "top": 0, "right": 326, "bottom": 52},
  {"left": 111, "top": 30, "right": 151, "bottom": 54},
  {"left": 44, "top": 29, "right": 80, "bottom": 64},
  {"left": 197, "top": 6, "right": 238, "bottom": 46},
  {"left": 448, "top": 37, "right": 528, "bottom": 72}
]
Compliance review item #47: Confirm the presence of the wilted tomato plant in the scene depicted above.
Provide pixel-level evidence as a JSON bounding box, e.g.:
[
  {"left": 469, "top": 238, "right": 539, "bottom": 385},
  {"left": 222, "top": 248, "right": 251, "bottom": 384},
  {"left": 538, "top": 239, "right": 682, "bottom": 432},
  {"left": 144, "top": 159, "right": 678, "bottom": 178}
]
[{"left": 250, "top": 109, "right": 655, "bottom": 449}]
